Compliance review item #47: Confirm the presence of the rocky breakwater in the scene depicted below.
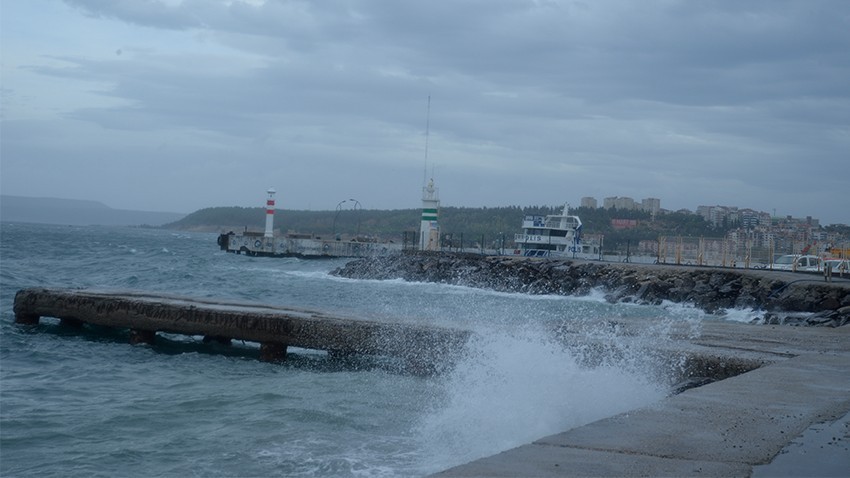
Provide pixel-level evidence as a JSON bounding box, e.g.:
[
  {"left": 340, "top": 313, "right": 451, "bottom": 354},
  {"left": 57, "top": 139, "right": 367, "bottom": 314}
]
[{"left": 332, "top": 252, "right": 850, "bottom": 327}]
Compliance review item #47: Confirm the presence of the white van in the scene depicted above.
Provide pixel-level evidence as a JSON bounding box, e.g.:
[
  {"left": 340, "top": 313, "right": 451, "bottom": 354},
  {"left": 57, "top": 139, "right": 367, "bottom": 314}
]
[
  {"left": 772, "top": 254, "right": 822, "bottom": 272},
  {"left": 824, "top": 259, "right": 849, "bottom": 274}
]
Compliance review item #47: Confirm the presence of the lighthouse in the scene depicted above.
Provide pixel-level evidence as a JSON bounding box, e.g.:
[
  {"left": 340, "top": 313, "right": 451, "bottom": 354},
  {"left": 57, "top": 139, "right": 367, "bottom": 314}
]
[
  {"left": 419, "top": 178, "right": 440, "bottom": 251},
  {"left": 264, "top": 188, "right": 276, "bottom": 238}
]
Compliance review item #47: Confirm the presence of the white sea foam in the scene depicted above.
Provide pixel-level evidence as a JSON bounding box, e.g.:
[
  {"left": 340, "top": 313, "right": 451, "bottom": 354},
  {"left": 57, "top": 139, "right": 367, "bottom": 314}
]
[
  {"left": 718, "top": 307, "right": 763, "bottom": 323},
  {"left": 415, "top": 327, "right": 667, "bottom": 472}
]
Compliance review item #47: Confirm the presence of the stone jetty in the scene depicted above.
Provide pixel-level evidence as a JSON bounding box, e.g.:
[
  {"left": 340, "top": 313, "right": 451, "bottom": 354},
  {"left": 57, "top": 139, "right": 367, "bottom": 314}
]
[
  {"left": 332, "top": 252, "right": 850, "bottom": 326},
  {"left": 12, "top": 287, "right": 470, "bottom": 373}
]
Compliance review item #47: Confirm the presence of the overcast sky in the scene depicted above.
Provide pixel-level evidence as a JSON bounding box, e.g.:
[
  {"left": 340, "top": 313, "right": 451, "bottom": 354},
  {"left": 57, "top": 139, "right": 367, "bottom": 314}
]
[{"left": 2, "top": 0, "right": 848, "bottom": 224}]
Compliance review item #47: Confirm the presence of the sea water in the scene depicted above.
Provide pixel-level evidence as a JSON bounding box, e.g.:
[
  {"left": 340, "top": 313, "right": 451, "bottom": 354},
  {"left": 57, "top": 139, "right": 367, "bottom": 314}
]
[{"left": 1, "top": 223, "right": 712, "bottom": 477}]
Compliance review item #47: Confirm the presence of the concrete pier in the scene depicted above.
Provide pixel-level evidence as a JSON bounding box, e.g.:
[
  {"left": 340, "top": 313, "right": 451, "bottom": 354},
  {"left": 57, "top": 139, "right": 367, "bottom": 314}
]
[{"left": 12, "top": 287, "right": 470, "bottom": 372}]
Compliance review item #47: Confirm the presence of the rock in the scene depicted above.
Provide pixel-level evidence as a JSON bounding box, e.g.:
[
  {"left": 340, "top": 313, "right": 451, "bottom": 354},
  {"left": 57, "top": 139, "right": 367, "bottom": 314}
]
[{"left": 331, "top": 252, "right": 850, "bottom": 327}]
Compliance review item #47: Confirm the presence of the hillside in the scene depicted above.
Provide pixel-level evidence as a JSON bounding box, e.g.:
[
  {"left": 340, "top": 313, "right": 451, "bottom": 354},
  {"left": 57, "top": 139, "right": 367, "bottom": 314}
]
[
  {"left": 0, "top": 196, "right": 186, "bottom": 226},
  {"left": 165, "top": 205, "right": 728, "bottom": 251}
]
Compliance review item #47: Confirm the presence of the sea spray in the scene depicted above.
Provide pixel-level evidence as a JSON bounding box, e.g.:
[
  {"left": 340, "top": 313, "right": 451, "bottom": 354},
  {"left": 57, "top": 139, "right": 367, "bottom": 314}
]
[{"left": 414, "top": 325, "right": 668, "bottom": 472}]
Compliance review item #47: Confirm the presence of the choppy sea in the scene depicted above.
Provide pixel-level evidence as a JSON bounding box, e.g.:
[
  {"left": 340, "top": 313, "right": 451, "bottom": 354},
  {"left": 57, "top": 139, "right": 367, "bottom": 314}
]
[{"left": 2, "top": 223, "right": 731, "bottom": 477}]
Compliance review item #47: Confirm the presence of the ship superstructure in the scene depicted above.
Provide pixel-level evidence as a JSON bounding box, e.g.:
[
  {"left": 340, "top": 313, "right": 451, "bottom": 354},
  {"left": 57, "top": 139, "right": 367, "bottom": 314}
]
[{"left": 513, "top": 205, "right": 601, "bottom": 258}]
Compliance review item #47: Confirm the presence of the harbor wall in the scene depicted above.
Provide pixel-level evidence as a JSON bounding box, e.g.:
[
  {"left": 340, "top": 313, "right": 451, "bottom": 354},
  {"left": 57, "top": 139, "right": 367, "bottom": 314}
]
[{"left": 332, "top": 252, "right": 850, "bottom": 326}]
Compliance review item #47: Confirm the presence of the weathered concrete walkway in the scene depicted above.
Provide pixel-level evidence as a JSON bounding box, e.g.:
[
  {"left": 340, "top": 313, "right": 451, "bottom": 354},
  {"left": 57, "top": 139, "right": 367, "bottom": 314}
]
[
  {"left": 433, "top": 321, "right": 850, "bottom": 477},
  {"left": 13, "top": 287, "right": 470, "bottom": 371}
]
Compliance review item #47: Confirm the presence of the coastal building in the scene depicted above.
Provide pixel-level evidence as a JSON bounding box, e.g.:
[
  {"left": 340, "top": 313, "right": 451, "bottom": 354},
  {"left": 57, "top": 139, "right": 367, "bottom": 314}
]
[
  {"left": 587, "top": 194, "right": 841, "bottom": 261},
  {"left": 603, "top": 196, "right": 636, "bottom": 211},
  {"left": 580, "top": 197, "right": 597, "bottom": 209},
  {"left": 640, "top": 198, "right": 661, "bottom": 215},
  {"left": 600, "top": 196, "right": 659, "bottom": 213},
  {"left": 581, "top": 196, "right": 598, "bottom": 209},
  {"left": 697, "top": 205, "right": 740, "bottom": 227},
  {"left": 739, "top": 208, "right": 761, "bottom": 229}
]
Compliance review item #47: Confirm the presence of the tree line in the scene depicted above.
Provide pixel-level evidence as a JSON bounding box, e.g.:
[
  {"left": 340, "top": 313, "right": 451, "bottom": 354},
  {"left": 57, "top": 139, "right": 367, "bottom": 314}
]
[{"left": 166, "top": 205, "right": 733, "bottom": 253}]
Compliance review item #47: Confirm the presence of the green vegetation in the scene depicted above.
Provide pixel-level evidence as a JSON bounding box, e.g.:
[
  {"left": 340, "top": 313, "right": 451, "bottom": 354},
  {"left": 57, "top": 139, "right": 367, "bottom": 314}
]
[
  {"left": 166, "top": 204, "right": 730, "bottom": 253},
  {"left": 575, "top": 207, "right": 727, "bottom": 250},
  {"left": 168, "top": 206, "right": 419, "bottom": 238}
]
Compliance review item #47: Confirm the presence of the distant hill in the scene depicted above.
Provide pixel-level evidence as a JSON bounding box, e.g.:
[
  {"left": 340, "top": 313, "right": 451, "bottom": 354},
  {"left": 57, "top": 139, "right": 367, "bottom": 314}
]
[
  {"left": 163, "top": 206, "right": 423, "bottom": 237},
  {"left": 165, "top": 204, "right": 724, "bottom": 251},
  {"left": 0, "top": 196, "right": 186, "bottom": 226}
]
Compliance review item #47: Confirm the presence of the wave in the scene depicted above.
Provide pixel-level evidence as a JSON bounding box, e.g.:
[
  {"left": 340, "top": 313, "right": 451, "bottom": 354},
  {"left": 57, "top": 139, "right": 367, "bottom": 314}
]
[{"left": 414, "top": 326, "right": 668, "bottom": 473}]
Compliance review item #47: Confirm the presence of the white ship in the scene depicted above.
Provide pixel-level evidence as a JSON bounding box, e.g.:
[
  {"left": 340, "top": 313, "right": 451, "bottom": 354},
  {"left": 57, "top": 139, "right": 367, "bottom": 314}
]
[{"left": 512, "top": 205, "right": 601, "bottom": 258}]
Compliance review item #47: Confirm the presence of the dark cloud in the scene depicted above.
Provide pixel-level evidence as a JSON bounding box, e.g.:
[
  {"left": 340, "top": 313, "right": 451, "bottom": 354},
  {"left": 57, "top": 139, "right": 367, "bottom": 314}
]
[
  {"left": 64, "top": 0, "right": 204, "bottom": 29},
  {"left": 1, "top": 0, "right": 848, "bottom": 224}
]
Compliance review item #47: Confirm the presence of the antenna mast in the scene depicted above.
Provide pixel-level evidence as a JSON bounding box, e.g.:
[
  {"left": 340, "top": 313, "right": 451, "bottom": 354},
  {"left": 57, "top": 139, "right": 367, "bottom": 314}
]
[{"left": 423, "top": 95, "right": 431, "bottom": 185}]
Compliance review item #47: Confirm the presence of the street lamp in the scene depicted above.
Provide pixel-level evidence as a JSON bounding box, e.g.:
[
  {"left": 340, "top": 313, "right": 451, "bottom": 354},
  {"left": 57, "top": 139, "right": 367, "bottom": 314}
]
[
  {"left": 349, "top": 198, "right": 361, "bottom": 236},
  {"left": 333, "top": 199, "right": 362, "bottom": 239},
  {"left": 333, "top": 200, "right": 346, "bottom": 240}
]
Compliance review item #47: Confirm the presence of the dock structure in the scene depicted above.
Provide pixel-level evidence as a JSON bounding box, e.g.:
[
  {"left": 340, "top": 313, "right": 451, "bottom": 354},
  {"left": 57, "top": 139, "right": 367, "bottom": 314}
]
[
  {"left": 218, "top": 230, "right": 404, "bottom": 259},
  {"left": 216, "top": 187, "right": 403, "bottom": 259},
  {"left": 13, "top": 287, "right": 470, "bottom": 372}
]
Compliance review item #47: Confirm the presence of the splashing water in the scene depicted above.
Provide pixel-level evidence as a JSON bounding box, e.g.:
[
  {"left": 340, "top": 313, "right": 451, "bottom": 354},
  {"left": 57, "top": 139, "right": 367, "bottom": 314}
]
[
  {"left": 416, "top": 327, "right": 667, "bottom": 470},
  {"left": 1, "top": 224, "right": 715, "bottom": 477}
]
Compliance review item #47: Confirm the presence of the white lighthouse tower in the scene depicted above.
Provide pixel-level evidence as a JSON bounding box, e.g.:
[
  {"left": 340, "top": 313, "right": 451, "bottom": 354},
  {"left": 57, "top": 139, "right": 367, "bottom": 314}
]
[
  {"left": 264, "top": 188, "right": 276, "bottom": 238},
  {"left": 419, "top": 178, "right": 440, "bottom": 251}
]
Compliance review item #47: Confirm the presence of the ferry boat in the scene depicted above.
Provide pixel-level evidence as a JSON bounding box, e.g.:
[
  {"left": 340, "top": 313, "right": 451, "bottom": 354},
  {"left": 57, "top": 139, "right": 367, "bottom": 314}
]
[{"left": 512, "top": 206, "right": 601, "bottom": 259}]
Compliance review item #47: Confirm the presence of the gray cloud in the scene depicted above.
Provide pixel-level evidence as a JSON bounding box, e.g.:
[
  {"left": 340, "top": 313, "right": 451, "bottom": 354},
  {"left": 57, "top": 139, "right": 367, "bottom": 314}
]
[
  {"left": 63, "top": 0, "right": 203, "bottom": 29},
  {"left": 1, "top": 0, "right": 848, "bottom": 224}
]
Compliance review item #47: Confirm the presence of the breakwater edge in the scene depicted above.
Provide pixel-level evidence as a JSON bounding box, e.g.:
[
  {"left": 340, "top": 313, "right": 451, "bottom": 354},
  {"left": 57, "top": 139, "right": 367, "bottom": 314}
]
[{"left": 333, "top": 252, "right": 850, "bottom": 327}]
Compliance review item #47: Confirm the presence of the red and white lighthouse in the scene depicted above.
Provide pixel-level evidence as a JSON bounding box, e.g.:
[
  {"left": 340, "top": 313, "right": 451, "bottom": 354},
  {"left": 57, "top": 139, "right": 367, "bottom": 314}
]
[{"left": 264, "top": 188, "right": 276, "bottom": 238}]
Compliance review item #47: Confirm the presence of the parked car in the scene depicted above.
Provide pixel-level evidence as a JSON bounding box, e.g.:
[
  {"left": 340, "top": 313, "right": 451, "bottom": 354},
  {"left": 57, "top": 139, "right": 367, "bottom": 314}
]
[
  {"left": 772, "top": 254, "right": 822, "bottom": 272},
  {"left": 824, "top": 259, "right": 849, "bottom": 274}
]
